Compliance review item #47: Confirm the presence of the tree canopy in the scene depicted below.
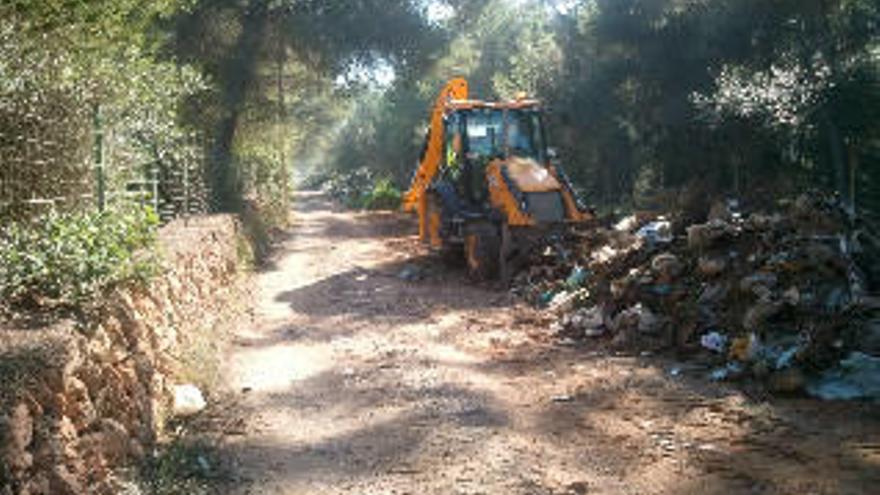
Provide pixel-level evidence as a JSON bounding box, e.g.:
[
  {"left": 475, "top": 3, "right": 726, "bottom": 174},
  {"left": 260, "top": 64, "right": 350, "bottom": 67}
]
[{"left": 2, "top": 0, "right": 878, "bottom": 224}]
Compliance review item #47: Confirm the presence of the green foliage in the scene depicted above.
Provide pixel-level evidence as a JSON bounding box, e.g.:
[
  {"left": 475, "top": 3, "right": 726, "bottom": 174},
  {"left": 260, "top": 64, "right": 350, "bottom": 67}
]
[
  {"left": 309, "top": 0, "right": 877, "bottom": 218},
  {"left": 166, "top": 0, "right": 444, "bottom": 216},
  {"left": 0, "top": 1, "right": 209, "bottom": 222},
  {"left": 319, "top": 168, "right": 401, "bottom": 210},
  {"left": 133, "top": 439, "right": 229, "bottom": 495},
  {"left": 364, "top": 178, "right": 403, "bottom": 210},
  {"left": 4, "top": 0, "right": 879, "bottom": 242},
  {"left": 322, "top": 167, "right": 378, "bottom": 208},
  {"left": 0, "top": 207, "right": 160, "bottom": 309}
]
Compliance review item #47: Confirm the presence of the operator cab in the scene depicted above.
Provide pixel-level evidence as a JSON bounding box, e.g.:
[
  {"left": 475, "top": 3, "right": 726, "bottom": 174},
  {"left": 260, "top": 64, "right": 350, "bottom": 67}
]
[{"left": 441, "top": 104, "right": 549, "bottom": 208}]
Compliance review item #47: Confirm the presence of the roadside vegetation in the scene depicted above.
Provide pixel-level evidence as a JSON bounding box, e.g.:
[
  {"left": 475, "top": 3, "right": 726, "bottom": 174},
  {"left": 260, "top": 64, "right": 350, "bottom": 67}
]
[
  {"left": 123, "top": 438, "right": 230, "bottom": 495},
  {"left": 0, "top": 207, "right": 159, "bottom": 312}
]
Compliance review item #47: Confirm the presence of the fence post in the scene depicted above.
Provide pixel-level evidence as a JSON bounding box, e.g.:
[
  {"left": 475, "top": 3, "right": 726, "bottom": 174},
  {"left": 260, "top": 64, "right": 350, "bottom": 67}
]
[
  {"left": 152, "top": 161, "right": 160, "bottom": 215},
  {"left": 183, "top": 154, "right": 190, "bottom": 217},
  {"left": 92, "top": 103, "right": 105, "bottom": 211}
]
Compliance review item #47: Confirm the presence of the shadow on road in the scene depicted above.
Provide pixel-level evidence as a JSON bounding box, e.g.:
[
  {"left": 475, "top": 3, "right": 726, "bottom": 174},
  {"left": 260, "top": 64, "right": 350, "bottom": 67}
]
[{"left": 218, "top": 191, "right": 880, "bottom": 495}]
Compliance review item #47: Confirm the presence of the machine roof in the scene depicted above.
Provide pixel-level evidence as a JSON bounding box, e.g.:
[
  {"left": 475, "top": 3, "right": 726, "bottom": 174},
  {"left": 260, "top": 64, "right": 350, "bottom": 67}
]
[{"left": 445, "top": 99, "right": 541, "bottom": 111}]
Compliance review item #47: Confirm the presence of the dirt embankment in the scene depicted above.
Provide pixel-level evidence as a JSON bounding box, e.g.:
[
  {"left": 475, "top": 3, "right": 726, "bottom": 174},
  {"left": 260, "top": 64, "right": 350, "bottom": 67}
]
[
  {"left": 0, "top": 216, "right": 253, "bottom": 495},
  {"left": 216, "top": 192, "right": 879, "bottom": 495}
]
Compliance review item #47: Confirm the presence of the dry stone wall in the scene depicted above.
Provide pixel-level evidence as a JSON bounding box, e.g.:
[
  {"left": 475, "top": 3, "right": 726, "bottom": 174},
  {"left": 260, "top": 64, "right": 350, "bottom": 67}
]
[{"left": 0, "top": 215, "right": 252, "bottom": 495}]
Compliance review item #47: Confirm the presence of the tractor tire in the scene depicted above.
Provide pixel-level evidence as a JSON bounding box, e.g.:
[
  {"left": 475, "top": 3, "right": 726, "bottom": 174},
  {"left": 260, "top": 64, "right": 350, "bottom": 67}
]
[
  {"left": 427, "top": 193, "right": 462, "bottom": 265},
  {"left": 441, "top": 243, "right": 465, "bottom": 266},
  {"left": 425, "top": 192, "right": 443, "bottom": 248},
  {"left": 464, "top": 222, "right": 500, "bottom": 281}
]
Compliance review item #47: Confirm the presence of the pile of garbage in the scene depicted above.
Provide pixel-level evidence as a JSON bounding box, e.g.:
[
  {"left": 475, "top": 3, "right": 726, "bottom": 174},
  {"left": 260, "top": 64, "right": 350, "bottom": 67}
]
[{"left": 514, "top": 194, "right": 880, "bottom": 400}]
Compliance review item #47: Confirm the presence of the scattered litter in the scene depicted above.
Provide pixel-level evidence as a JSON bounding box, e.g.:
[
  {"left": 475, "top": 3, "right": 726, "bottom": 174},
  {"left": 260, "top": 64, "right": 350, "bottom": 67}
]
[
  {"left": 728, "top": 333, "right": 761, "bottom": 362},
  {"left": 566, "top": 306, "right": 605, "bottom": 337},
  {"left": 710, "top": 362, "right": 745, "bottom": 382},
  {"left": 651, "top": 253, "right": 683, "bottom": 279},
  {"left": 173, "top": 384, "right": 206, "bottom": 417},
  {"left": 668, "top": 363, "right": 705, "bottom": 377},
  {"left": 614, "top": 215, "right": 639, "bottom": 232},
  {"left": 398, "top": 264, "right": 423, "bottom": 281},
  {"left": 740, "top": 272, "right": 778, "bottom": 295},
  {"left": 614, "top": 303, "right": 661, "bottom": 335},
  {"left": 511, "top": 191, "right": 878, "bottom": 397},
  {"left": 539, "top": 290, "right": 557, "bottom": 306},
  {"left": 807, "top": 352, "right": 880, "bottom": 401},
  {"left": 566, "top": 266, "right": 590, "bottom": 288},
  {"left": 549, "top": 290, "right": 586, "bottom": 316},
  {"left": 584, "top": 327, "right": 606, "bottom": 338},
  {"left": 783, "top": 286, "right": 800, "bottom": 306},
  {"left": 698, "top": 256, "right": 727, "bottom": 277},
  {"left": 701, "top": 331, "right": 728, "bottom": 354},
  {"left": 196, "top": 455, "right": 211, "bottom": 474},
  {"left": 768, "top": 367, "right": 806, "bottom": 393},
  {"left": 775, "top": 346, "right": 801, "bottom": 370},
  {"left": 636, "top": 219, "right": 673, "bottom": 245}
]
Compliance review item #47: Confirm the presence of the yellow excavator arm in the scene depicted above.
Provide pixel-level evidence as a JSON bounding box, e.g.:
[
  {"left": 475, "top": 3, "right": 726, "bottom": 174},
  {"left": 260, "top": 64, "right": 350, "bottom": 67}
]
[{"left": 402, "top": 78, "right": 468, "bottom": 223}]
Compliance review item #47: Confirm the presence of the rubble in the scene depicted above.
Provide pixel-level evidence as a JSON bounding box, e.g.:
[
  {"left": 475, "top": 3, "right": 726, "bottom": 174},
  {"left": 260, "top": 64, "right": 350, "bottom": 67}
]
[
  {"left": 698, "top": 256, "right": 727, "bottom": 277},
  {"left": 687, "top": 220, "right": 736, "bottom": 251},
  {"left": 636, "top": 219, "right": 673, "bottom": 245},
  {"left": 700, "top": 331, "right": 727, "bottom": 354},
  {"left": 565, "top": 306, "right": 605, "bottom": 337},
  {"left": 769, "top": 367, "right": 807, "bottom": 394},
  {"left": 807, "top": 353, "right": 880, "bottom": 401},
  {"left": 398, "top": 264, "right": 424, "bottom": 282},
  {"left": 742, "top": 301, "right": 782, "bottom": 331},
  {"left": 549, "top": 290, "right": 580, "bottom": 316},
  {"left": 613, "top": 303, "right": 661, "bottom": 335},
  {"left": 515, "top": 191, "right": 880, "bottom": 399},
  {"left": 651, "top": 253, "right": 683, "bottom": 280}
]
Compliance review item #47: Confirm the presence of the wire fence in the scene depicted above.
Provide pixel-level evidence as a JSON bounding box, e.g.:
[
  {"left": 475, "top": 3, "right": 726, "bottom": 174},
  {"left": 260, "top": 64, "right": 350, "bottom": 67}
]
[{"left": 0, "top": 105, "right": 210, "bottom": 225}]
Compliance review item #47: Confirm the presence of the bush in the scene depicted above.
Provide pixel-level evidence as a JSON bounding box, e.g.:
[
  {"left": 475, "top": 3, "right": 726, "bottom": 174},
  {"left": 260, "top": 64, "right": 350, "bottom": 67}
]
[
  {"left": 0, "top": 206, "right": 160, "bottom": 309},
  {"left": 322, "top": 168, "right": 402, "bottom": 210},
  {"left": 130, "top": 438, "right": 230, "bottom": 495},
  {"left": 322, "top": 167, "right": 375, "bottom": 208},
  {"left": 363, "top": 178, "right": 402, "bottom": 210},
  {"left": 299, "top": 170, "right": 333, "bottom": 190}
]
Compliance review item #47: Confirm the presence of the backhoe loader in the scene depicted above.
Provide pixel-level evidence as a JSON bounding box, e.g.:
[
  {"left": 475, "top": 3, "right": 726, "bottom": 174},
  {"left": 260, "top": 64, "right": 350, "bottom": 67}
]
[{"left": 403, "top": 78, "right": 593, "bottom": 282}]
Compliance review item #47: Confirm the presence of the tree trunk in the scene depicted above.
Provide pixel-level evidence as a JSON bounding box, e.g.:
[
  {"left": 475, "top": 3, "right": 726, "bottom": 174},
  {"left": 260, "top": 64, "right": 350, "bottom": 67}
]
[
  {"left": 824, "top": 112, "right": 847, "bottom": 206},
  {"left": 209, "top": 0, "right": 270, "bottom": 211}
]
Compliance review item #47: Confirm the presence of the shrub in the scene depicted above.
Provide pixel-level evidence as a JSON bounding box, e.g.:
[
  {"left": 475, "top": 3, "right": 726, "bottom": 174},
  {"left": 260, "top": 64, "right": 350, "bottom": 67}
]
[
  {"left": 0, "top": 206, "right": 160, "bottom": 309},
  {"left": 363, "top": 178, "right": 402, "bottom": 210},
  {"left": 322, "top": 167, "right": 376, "bottom": 208},
  {"left": 321, "top": 168, "right": 402, "bottom": 210},
  {"left": 130, "top": 438, "right": 230, "bottom": 495}
]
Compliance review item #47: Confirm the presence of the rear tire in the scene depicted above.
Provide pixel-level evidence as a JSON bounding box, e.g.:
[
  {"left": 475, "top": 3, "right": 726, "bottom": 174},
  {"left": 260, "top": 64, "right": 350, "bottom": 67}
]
[
  {"left": 464, "top": 222, "right": 500, "bottom": 281},
  {"left": 427, "top": 192, "right": 463, "bottom": 266},
  {"left": 441, "top": 243, "right": 464, "bottom": 266},
  {"left": 426, "top": 192, "right": 444, "bottom": 249}
]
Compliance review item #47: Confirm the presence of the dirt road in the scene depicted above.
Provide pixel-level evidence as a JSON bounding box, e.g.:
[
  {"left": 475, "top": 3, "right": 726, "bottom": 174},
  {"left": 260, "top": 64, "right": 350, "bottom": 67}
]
[{"left": 221, "top": 191, "right": 879, "bottom": 495}]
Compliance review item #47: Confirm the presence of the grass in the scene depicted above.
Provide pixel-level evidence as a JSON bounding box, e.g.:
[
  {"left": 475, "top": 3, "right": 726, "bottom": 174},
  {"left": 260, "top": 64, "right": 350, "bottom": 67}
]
[{"left": 125, "top": 438, "right": 232, "bottom": 495}]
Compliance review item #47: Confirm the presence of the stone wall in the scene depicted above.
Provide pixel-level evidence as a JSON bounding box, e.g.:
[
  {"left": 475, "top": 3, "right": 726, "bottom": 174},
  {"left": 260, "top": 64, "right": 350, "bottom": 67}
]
[{"left": 0, "top": 215, "right": 252, "bottom": 495}]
